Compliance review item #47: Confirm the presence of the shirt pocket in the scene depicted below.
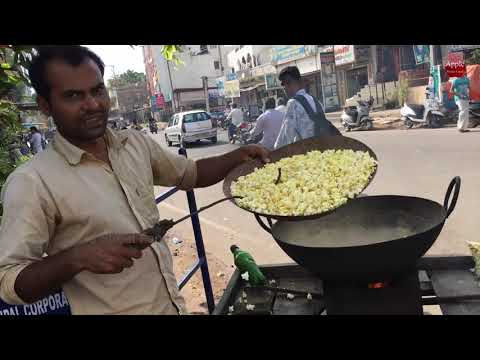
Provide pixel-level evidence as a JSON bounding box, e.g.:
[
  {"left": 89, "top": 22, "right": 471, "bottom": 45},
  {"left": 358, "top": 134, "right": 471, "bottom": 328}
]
[{"left": 134, "top": 185, "right": 159, "bottom": 226}]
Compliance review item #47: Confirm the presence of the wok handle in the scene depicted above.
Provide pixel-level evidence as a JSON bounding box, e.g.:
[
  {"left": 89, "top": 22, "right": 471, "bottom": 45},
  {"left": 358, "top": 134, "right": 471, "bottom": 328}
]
[
  {"left": 254, "top": 214, "right": 272, "bottom": 234},
  {"left": 443, "top": 176, "right": 461, "bottom": 218}
]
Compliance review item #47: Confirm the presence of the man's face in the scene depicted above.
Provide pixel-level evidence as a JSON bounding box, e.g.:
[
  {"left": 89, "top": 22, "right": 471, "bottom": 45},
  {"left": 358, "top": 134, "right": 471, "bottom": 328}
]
[
  {"left": 38, "top": 58, "right": 110, "bottom": 143},
  {"left": 281, "top": 78, "right": 296, "bottom": 98}
]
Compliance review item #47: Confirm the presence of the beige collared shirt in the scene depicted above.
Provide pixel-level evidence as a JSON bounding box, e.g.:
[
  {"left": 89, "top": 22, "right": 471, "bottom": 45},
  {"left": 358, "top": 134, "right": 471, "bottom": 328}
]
[{"left": 0, "top": 128, "right": 197, "bottom": 315}]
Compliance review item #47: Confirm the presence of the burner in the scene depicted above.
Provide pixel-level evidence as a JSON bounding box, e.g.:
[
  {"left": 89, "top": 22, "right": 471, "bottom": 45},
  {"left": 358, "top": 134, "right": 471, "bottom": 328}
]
[{"left": 323, "top": 271, "right": 423, "bottom": 315}]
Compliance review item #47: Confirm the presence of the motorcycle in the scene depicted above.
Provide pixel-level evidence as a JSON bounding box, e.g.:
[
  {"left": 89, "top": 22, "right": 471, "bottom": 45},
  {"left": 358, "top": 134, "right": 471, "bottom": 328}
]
[
  {"left": 341, "top": 96, "right": 374, "bottom": 131},
  {"left": 231, "top": 122, "right": 254, "bottom": 145},
  {"left": 401, "top": 87, "right": 444, "bottom": 129},
  {"left": 149, "top": 122, "right": 158, "bottom": 134}
]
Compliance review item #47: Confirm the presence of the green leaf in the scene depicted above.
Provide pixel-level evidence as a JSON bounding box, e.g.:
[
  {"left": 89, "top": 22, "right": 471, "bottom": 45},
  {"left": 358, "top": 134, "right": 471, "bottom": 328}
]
[{"left": 1, "top": 63, "right": 11, "bottom": 70}]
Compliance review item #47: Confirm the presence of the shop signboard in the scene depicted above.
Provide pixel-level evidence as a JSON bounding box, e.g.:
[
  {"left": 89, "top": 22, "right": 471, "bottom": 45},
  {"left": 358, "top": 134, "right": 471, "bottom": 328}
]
[
  {"left": 156, "top": 93, "right": 165, "bottom": 108},
  {"left": 265, "top": 73, "right": 281, "bottom": 90},
  {"left": 320, "top": 52, "right": 340, "bottom": 110},
  {"left": 334, "top": 45, "right": 355, "bottom": 66},
  {"left": 216, "top": 77, "right": 225, "bottom": 97},
  {"left": 448, "top": 45, "right": 480, "bottom": 52},
  {"left": 224, "top": 79, "right": 240, "bottom": 98},
  {"left": 208, "top": 89, "right": 220, "bottom": 100},
  {"left": 413, "top": 45, "right": 430, "bottom": 65},
  {"left": 271, "top": 45, "right": 306, "bottom": 65},
  {"left": 163, "top": 90, "right": 172, "bottom": 102},
  {"left": 430, "top": 65, "right": 442, "bottom": 101},
  {"left": 318, "top": 45, "right": 334, "bottom": 53},
  {"left": 150, "top": 95, "right": 157, "bottom": 112},
  {"left": 226, "top": 72, "right": 237, "bottom": 81}
]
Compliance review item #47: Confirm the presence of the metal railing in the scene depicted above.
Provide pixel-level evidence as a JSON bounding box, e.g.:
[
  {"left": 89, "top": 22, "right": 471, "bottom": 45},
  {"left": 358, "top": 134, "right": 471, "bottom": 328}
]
[{"left": 155, "top": 147, "right": 215, "bottom": 314}]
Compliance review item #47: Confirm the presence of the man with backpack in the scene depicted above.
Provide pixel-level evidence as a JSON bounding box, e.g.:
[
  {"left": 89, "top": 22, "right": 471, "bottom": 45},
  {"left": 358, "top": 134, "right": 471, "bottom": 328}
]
[{"left": 274, "top": 66, "right": 340, "bottom": 150}]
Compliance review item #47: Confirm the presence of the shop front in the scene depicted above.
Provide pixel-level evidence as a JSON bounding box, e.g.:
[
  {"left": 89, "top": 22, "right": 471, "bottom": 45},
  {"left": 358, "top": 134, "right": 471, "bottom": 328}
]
[{"left": 334, "top": 45, "right": 370, "bottom": 105}]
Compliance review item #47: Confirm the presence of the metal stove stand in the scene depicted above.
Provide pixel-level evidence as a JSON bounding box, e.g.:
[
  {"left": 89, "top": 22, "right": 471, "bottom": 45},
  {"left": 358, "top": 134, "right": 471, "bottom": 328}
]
[{"left": 213, "top": 256, "right": 480, "bottom": 315}]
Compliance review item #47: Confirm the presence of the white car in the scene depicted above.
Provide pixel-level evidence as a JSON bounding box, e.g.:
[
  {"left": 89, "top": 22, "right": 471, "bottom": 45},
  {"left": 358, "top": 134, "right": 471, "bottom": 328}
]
[{"left": 164, "top": 110, "right": 217, "bottom": 146}]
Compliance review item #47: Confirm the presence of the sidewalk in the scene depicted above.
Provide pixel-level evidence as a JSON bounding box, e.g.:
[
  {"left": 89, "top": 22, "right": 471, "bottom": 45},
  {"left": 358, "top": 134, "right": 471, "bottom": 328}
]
[{"left": 327, "top": 108, "right": 404, "bottom": 130}]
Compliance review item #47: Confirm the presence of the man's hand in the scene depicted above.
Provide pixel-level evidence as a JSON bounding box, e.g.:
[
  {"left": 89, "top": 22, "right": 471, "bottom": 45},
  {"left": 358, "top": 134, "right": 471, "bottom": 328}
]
[
  {"left": 239, "top": 144, "right": 271, "bottom": 164},
  {"left": 72, "top": 233, "right": 153, "bottom": 274},
  {"left": 14, "top": 233, "right": 153, "bottom": 303}
]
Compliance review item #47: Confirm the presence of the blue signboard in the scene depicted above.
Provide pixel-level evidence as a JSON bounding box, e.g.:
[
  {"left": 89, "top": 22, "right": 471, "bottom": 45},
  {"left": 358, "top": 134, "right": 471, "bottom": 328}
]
[
  {"left": 226, "top": 73, "right": 237, "bottom": 81},
  {"left": 271, "top": 45, "right": 306, "bottom": 64},
  {"left": 150, "top": 96, "right": 158, "bottom": 112},
  {"left": 0, "top": 291, "right": 71, "bottom": 316}
]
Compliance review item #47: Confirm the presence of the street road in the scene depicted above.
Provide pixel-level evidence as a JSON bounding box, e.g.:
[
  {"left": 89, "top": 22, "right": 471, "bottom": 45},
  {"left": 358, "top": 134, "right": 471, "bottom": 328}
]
[{"left": 151, "top": 126, "right": 480, "bottom": 266}]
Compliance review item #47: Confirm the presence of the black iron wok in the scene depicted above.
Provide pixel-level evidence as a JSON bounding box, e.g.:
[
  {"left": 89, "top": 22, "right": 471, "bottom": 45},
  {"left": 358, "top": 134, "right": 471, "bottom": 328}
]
[
  {"left": 223, "top": 135, "right": 378, "bottom": 221},
  {"left": 255, "top": 177, "right": 461, "bottom": 282}
]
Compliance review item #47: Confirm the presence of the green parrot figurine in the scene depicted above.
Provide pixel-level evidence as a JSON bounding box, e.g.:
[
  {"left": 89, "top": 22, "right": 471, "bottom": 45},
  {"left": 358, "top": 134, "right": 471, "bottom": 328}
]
[{"left": 230, "top": 245, "right": 267, "bottom": 286}]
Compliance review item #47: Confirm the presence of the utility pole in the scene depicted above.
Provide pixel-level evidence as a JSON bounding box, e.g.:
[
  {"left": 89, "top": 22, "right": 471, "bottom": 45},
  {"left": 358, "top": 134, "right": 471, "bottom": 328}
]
[
  {"left": 217, "top": 45, "right": 225, "bottom": 107},
  {"left": 217, "top": 45, "right": 225, "bottom": 76},
  {"left": 429, "top": 45, "right": 443, "bottom": 102},
  {"left": 202, "top": 76, "right": 210, "bottom": 112},
  {"left": 166, "top": 60, "right": 176, "bottom": 113}
]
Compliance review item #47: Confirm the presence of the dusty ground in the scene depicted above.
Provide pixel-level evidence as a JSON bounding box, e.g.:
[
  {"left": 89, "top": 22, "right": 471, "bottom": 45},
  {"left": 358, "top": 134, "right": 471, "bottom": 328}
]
[{"left": 164, "top": 232, "right": 235, "bottom": 315}]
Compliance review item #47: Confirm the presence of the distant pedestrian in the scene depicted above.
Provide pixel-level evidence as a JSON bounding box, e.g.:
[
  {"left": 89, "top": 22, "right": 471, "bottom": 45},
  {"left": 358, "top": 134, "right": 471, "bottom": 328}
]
[
  {"left": 274, "top": 66, "right": 339, "bottom": 149},
  {"left": 450, "top": 74, "right": 471, "bottom": 133},
  {"left": 226, "top": 103, "right": 244, "bottom": 143},
  {"left": 250, "top": 98, "right": 284, "bottom": 150},
  {"left": 275, "top": 97, "right": 287, "bottom": 114},
  {"left": 29, "top": 126, "right": 43, "bottom": 154}
]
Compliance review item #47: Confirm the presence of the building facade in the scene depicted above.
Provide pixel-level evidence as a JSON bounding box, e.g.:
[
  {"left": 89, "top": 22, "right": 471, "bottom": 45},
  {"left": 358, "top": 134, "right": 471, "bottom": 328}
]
[{"left": 143, "top": 45, "right": 234, "bottom": 114}]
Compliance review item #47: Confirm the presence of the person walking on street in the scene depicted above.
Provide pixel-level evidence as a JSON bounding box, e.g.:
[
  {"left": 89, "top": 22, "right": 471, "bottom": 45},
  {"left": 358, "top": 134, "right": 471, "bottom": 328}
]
[
  {"left": 29, "top": 126, "right": 44, "bottom": 154},
  {"left": 274, "top": 66, "right": 339, "bottom": 149},
  {"left": 249, "top": 98, "right": 284, "bottom": 150},
  {"left": 226, "top": 103, "right": 244, "bottom": 143},
  {"left": 450, "top": 74, "right": 471, "bottom": 133},
  {"left": 275, "top": 97, "right": 287, "bottom": 115},
  {"left": 0, "top": 45, "right": 269, "bottom": 315}
]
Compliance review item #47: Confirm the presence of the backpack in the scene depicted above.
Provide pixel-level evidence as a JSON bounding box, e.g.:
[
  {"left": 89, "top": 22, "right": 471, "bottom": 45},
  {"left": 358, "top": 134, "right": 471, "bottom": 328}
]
[{"left": 293, "top": 95, "right": 341, "bottom": 137}]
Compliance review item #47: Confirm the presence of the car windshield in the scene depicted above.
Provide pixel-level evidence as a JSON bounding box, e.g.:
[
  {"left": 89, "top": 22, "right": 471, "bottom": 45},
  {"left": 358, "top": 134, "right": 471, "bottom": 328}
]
[{"left": 183, "top": 112, "right": 210, "bottom": 123}]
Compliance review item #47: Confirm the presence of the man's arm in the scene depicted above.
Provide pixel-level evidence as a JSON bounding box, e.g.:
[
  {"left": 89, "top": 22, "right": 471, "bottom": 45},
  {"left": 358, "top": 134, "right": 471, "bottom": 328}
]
[
  {"left": 195, "top": 145, "right": 270, "bottom": 188},
  {"left": 14, "top": 234, "right": 151, "bottom": 303},
  {"left": 0, "top": 172, "right": 152, "bottom": 304}
]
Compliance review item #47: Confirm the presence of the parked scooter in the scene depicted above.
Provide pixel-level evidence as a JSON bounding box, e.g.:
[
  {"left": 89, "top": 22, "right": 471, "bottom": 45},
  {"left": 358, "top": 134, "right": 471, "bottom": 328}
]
[
  {"left": 469, "top": 101, "right": 480, "bottom": 128},
  {"left": 341, "top": 96, "right": 375, "bottom": 131},
  {"left": 401, "top": 87, "right": 444, "bottom": 129}
]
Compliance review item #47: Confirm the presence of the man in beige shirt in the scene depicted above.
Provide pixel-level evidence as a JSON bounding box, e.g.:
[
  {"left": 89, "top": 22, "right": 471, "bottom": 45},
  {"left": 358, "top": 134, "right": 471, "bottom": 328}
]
[{"left": 0, "top": 45, "right": 269, "bottom": 315}]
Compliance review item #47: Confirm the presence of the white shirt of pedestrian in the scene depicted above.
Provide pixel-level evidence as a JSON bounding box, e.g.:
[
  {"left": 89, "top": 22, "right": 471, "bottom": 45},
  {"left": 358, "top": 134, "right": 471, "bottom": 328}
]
[
  {"left": 227, "top": 108, "right": 244, "bottom": 126},
  {"left": 274, "top": 89, "right": 324, "bottom": 150},
  {"left": 275, "top": 105, "right": 287, "bottom": 114},
  {"left": 250, "top": 109, "right": 284, "bottom": 150}
]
